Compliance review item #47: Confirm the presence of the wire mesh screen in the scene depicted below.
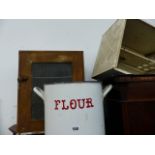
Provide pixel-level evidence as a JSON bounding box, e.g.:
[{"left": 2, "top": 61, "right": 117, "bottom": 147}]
[{"left": 31, "top": 63, "right": 72, "bottom": 120}]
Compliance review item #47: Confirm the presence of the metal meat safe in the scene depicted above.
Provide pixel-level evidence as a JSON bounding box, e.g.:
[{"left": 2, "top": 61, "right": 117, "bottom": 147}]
[{"left": 92, "top": 19, "right": 155, "bottom": 80}]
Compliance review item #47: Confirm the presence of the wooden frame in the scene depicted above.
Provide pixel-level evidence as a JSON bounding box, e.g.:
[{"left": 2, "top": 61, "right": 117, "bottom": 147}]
[{"left": 17, "top": 51, "right": 84, "bottom": 133}]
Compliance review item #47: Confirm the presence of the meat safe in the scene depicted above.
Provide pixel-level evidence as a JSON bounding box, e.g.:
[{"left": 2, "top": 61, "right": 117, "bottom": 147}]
[{"left": 92, "top": 19, "right": 155, "bottom": 80}]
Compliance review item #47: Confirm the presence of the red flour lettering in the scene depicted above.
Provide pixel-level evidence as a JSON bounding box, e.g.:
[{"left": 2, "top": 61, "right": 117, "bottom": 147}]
[
  {"left": 54, "top": 100, "right": 61, "bottom": 110},
  {"left": 85, "top": 98, "right": 94, "bottom": 108},
  {"left": 70, "top": 99, "right": 77, "bottom": 109},
  {"left": 62, "top": 99, "right": 69, "bottom": 110},
  {"left": 53, "top": 98, "right": 94, "bottom": 110},
  {"left": 77, "top": 99, "right": 85, "bottom": 109}
]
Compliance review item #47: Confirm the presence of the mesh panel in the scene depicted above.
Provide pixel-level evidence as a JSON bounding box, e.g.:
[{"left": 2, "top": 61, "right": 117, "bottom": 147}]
[{"left": 31, "top": 63, "right": 72, "bottom": 120}]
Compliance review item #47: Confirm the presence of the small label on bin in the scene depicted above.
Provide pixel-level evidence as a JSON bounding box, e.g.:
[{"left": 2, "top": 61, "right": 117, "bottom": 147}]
[{"left": 72, "top": 127, "right": 79, "bottom": 131}]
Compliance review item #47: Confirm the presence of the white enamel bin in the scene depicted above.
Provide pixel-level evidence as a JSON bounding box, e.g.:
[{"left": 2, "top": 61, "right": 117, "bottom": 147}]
[{"left": 33, "top": 82, "right": 112, "bottom": 135}]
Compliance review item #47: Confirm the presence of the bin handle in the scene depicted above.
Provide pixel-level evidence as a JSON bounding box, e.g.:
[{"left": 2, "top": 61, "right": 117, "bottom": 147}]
[
  {"left": 103, "top": 84, "right": 113, "bottom": 98},
  {"left": 33, "top": 87, "right": 44, "bottom": 100}
]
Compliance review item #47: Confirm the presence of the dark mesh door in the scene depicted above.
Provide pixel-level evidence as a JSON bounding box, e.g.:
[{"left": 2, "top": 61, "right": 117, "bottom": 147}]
[{"left": 31, "top": 63, "right": 72, "bottom": 120}]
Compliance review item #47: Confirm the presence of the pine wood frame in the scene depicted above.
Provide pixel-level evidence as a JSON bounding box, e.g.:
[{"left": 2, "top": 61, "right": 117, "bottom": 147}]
[{"left": 17, "top": 51, "right": 84, "bottom": 133}]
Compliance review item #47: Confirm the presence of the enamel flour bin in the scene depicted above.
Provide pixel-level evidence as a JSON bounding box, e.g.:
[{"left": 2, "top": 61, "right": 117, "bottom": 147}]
[{"left": 33, "top": 82, "right": 112, "bottom": 135}]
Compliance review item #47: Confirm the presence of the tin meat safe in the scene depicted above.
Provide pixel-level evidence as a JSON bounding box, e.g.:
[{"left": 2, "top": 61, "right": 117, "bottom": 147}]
[
  {"left": 33, "top": 82, "right": 112, "bottom": 135},
  {"left": 92, "top": 19, "right": 155, "bottom": 80}
]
